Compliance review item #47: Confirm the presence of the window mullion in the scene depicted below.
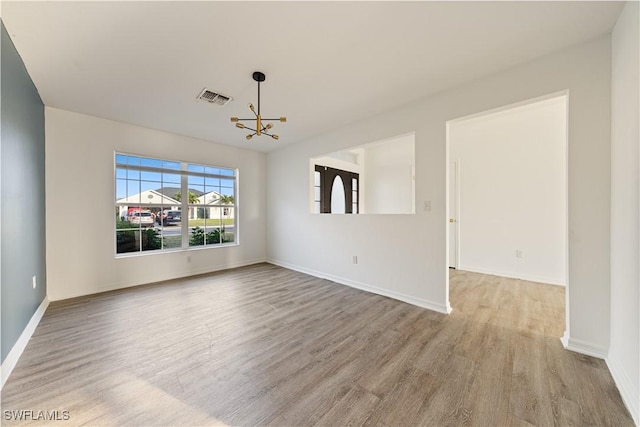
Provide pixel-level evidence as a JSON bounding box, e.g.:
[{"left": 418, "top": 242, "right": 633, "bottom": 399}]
[{"left": 181, "top": 164, "right": 189, "bottom": 248}]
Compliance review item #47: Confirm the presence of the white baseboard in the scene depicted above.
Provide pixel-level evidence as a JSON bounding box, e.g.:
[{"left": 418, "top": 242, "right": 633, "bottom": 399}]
[
  {"left": 457, "top": 264, "right": 566, "bottom": 286},
  {"left": 1, "top": 297, "right": 49, "bottom": 389},
  {"left": 606, "top": 357, "right": 640, "bottom": 425},
  {"left": 561, "top": 335, "right": 608, "bottom": 359},
  {"left": 267, "top": 258, "right": 451, "bottom": 314},
  {"left": 560, "top": 330, "right": 570, "bottom": 348}
]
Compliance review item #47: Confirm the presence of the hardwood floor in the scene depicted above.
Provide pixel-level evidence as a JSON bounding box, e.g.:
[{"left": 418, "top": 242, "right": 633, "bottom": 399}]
[{"left": 1, "top": 264, "right": 633, "bottom": 426}]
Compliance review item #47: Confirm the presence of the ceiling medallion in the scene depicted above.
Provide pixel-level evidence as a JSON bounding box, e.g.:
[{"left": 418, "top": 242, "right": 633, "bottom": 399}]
[{"left": 230, "top": 71, "right": 286, "bottom": 140}]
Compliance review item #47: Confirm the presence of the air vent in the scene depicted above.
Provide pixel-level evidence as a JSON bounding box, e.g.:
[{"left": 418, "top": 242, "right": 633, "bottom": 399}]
[{"left": 197, "top": 88, "right": 232, "bottom": 106}]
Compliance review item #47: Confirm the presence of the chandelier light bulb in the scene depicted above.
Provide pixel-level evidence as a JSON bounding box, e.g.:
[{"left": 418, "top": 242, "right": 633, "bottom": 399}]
[
  {"left": 248, "top": 103, "right": 255, "bottom": 112},
  {"left": 235, "top": 123, "right": 245, "bottom": 129},
  {"left": 230, "top": 117, "right": 238, "bottom": 122},
  {"left": 271, "top": 134, "right": 279, "bottom": 140},
  {"left": 265, "top": 123, "right": 273, "bottom": 130},
  {"left": 279, "top": 117, "right": 287, "bottom": 122},
  {"left": 246, "top": 134, "right": 253, "bottom": 140}
]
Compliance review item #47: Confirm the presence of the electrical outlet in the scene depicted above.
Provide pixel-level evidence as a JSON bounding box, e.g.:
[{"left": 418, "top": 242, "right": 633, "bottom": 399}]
[
  {"left": 424, "top": 201, "right": 432, "bottom": 212},
  {"left": 352, "top": 255, "right": 358, "bottom": 264},
  {"left": 515, "top": 250, "right": 523, "bottom": 259},
  {"left": 186, "top": 255, "right": 192, "bottom": 263},
  {"left": 32, "top": 275, "right": 37, "bottom": 289}
]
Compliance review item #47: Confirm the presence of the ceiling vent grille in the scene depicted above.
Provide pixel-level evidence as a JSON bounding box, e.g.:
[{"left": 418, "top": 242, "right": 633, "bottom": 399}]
[{"left": 197, "top": 88, "right": 232, "bottom": 106}]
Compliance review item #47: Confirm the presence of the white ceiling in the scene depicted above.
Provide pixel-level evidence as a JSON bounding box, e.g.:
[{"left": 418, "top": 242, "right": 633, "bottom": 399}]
[{"left": 2, "top": 1, "right": 624, "bottom": 152}]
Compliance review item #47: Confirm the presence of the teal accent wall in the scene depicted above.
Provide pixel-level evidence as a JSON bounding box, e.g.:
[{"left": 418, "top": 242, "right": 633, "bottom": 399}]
[{"left": 1, "top": 20, "right": 47, "bottom": 363}]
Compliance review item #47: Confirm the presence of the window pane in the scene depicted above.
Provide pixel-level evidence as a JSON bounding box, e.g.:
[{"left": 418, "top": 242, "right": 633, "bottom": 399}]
[
  {"left": 116, "top": 229, "right": 139, "bottom": 253},
  {"left": 205, "top": 186, "right": 221, "bottom": 197},
  {"left": 141, "top": 171, "right": 162, "bottom": 182},
  {"left": 314, "top": 202, "right": 321, "bottom": 214},
  {"left": 127, "top": 181, "right": 140, "bottom": 200},
  {"left": 220, "top": 168, "right": 235, "bottom": 177},
  {"left": 116, "top": 179, "right": 127, "bottom": 200},
  {"left": 314, "top": 171, "right": 321, "bottom": 186},
  {"left": 198, "top": 192, "right": 216, "bottom": 204},
  {"left": 116, "top": 168, "right": 126, "bottom": 179},
  {"left": 115, "top": 154, "right": 128, "bottom": 165},
  {"left": 127, "top": 156, "right": 141, "bottom": 166},
  {"left": 205, "top": 167, "right": 221, "bottom": 176},
  {"left": 127, "top": 169, "right": 140, "bottom": 180},
  {"left": 162, "top": 160, "right": 181, "bottom": 170},
  {"left": 188, "top": 175, "right": 204, "bottom": 186},
  {"left": 162, "top": 173, "right": 180, "bottom": 185},
  {"left": 205, "top": 177, "right": 220, "bottom": 187},
  {"left": 204, "top": 217, "right": 222, "bottom": 245},
  {"left": 141, "top": 157, "right": 162, "bottom": 168},
  {"left": 140, "top": 183, "right": 159, "bottom": 206},
  {"left": 314, "top": 187, "right": 321, "bottom": 201},
  {"left": 141, "top": 228, "right": 162, "bottom": 251},
  {"left": 221, "top": 179, "right": 234, "bottom": 189},
  {"left": 223, "top": 221, "right": 235, "bottom": 243},
  {"left": 187, "top": 164, "right": 204, "bottom": 173},
  {"left": 162, "top": 234, "right": 181, "bottom": 249},
  {"left": 164, "top": 188, "right": 181, "bottom": 202},
  {"left": 154, "top": 208, "right": 178, "bottom": 249},
  {"left": 189, "top": 223, "right": 205, "bottom": 247},
  {"left": 189, "top": 185, "right": 205, "bottom": 198}
]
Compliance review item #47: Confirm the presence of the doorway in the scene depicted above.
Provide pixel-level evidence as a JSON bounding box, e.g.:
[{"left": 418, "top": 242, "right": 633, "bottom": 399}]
[{"left": 445, "top": 92, "right": 569, "bottom": 318}]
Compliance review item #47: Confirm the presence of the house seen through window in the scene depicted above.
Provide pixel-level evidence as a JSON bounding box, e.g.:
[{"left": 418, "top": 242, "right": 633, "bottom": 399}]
[{"left": 115, "top": 153, "right": 237, "bottom": 254}]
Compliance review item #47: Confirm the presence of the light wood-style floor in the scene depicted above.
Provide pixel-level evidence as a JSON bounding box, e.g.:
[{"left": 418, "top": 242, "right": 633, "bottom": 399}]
[{"left": 1, "top": 264, "right": 633, "bottom": 426}]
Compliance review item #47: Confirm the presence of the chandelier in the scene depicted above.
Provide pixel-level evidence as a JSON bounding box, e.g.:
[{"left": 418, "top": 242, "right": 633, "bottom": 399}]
[{"left": 230, "top": 71, "right": 286, "bottom": 140}]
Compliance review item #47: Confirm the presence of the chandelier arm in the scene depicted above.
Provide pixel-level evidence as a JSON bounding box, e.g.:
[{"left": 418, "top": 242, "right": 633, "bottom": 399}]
[{"left": 260, "top": 123, "right": 271, "bottom": 132}]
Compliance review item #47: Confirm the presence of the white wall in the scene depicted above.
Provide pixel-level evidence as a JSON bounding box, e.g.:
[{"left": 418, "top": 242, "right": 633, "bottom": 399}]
[
  {"left": 45, "top": 108, "right": 266, "bottom": 300},
  {"left": 608, "top": 1, "right": 639, "bottom": 424},
  {"left": 267, "top": 36, "right": 611, "bottom": 352},
  {"left": 363, "top": 135, "right": 415, "bottom": 214},
  {"left": 450, "top": 96, "right": 567, "bottom": 286}
]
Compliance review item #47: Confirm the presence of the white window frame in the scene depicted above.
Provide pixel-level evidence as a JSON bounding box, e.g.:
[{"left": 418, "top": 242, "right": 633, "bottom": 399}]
[{"left": 114, "top": 152, "right": 238, "bottom": 256}]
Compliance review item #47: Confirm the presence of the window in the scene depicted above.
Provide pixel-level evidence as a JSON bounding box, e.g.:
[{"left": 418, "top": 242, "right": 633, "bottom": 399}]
[
  {"left": 314, "top": 165, "right": 359, "bottom": 214},
  {"left": 115, "top": 153, "right": 237, "bottom": 255},
  {"left": 310, "top": 132, "right": 415, "bottom": 214}
]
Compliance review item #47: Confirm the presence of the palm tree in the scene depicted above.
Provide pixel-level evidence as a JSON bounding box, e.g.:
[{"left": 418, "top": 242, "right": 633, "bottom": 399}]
[
  {"left": 174, "top": 191, "right": 200, "bottom": 204},
  {"left": 218, "top": 194, "right": 234, "bottom": 206}
]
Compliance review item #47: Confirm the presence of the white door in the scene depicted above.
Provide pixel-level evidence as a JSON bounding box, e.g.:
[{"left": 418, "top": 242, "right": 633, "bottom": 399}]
[{"left": 449, "top": 161, "right": 458, "bottom": 268}]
